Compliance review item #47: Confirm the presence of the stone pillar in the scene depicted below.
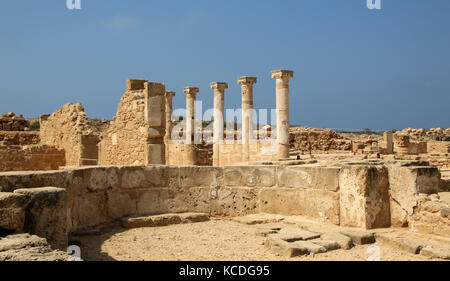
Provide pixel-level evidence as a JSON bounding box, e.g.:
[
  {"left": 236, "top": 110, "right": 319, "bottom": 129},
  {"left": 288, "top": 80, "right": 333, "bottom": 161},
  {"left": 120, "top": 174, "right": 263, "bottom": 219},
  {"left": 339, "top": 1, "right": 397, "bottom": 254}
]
[
  {"left": 237, "top": 76, "right": 257, "bottom": 162},
  {"left": 394, "top": 134, "right": 410, "bottom": 155},
  {"left": 183, "top": 87, "right": 199, "bottom": 145},
  {"left": 210, "top": 82, "right": 228, "bottom": 166},
  {"left": 164, "top": 91, "right": 176, "bottom": 143},
  {"left": 272, "top": 70, "right": 294, "bottom": 159},
  {"left": 383, "top": 131, "right": 393, "bottom": 154},
  {"left": 144, "top": 82, "right": 166, "bottom": 164}
]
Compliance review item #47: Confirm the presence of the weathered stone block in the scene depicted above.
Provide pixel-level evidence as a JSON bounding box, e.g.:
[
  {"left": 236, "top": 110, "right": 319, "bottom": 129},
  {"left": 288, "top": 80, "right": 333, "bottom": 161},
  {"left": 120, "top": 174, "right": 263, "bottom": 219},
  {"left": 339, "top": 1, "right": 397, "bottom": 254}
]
[
  {"left": 339, "top": 165, "right": 390, "bottom": 229},
  {"left": 277, "top": 166, "right": 340, "bottom": 191},
  {"left": 107, "top": 190, "right": 137, "bottom": 219},
  {"left": 14, "top": 187, "right": 68, "bottom": 250},
  {"left": 82, "top": 167, "right": 119, "bottom": 192},
  {"left": 71, "top": 191, "right": 108, "bottom": 231},
  {"left": 387, "top": 164, "right": 441, "bottom": 227},
  {"left": 0, "top": 192, "right": 27, "bottom": 232},
  {"left": 179, "top": 166, "right": 223, "bottom": 188},
  {"left": 210, "top": 187, "right": 259, "bottom": 216},
  {"left": 126, "top": 79, "right": 147, "bottom": 91},
  {"left": 120, "top": 166, "right": 178, "bottom": 189},
  {"left": 224, "top": 166, "right": 276, "bottom": 187},
  {"left": 338, "top": 229, "right": 375, "bottom": 245},
  {"left": 259, "top": 188, "right": 340, "bottom": 225}
]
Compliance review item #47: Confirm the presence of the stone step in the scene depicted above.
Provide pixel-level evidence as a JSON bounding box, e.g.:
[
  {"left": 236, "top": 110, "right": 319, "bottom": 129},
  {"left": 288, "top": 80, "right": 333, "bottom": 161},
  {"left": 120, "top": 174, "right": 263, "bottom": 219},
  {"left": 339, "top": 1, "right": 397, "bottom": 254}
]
[
  {"left": 275, "top": 228, "right": 321, "bottom": 242},
  {"left": 264, "top": 235, "right": 339, "bottom": 257},
  {"left": 375, "top": 233, "right": 423, "bottom": 254},
  {"left": 375, "top": 233, "right": 450, "bottom": 259},
  {"left": 121, "top": 213, "right": 209, "bottom": 229},
  {"left": 338, "top": 229, "right": 375, "bottom": 245},
  {"left": 232, "top": 214, "right": 285, "bottom": 225}
]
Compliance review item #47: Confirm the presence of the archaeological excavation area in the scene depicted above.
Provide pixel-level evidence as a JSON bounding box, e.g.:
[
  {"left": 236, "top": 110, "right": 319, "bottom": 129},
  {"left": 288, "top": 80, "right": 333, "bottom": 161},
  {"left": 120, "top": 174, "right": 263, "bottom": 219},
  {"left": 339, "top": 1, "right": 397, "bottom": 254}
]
[{"left": 0, "top": 71, "right": 449, "bottom": 261}]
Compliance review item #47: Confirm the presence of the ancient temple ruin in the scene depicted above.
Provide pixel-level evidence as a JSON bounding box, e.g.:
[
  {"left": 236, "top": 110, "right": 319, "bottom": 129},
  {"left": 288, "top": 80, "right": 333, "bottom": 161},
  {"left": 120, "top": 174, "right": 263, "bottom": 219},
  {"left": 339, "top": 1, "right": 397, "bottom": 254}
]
[{"left": 0, "top": 69, "right": 449, "bottom": 261}]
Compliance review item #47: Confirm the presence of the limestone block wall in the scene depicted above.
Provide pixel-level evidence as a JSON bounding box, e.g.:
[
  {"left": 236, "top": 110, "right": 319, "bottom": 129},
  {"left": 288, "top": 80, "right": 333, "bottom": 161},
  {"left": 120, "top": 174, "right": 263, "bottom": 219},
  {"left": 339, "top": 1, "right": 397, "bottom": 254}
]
[
  {"left": 215, "top": 142, "right": 278, "bottom": 166},
  {"left": 0, "top": 165, "right": 341, "bottom": 232},
  {"left": 428, "top": 141, "right": 450, "bottom": 154},
  {"left": 98, "top": 80, "right": 166, "bottom": 166},
  {"left": 166, "top": 143, "right": 197, "bottom": 165},
  {"left": 166, "top": 143, "right": 213, "bottom": 166},
  {"left": 386, "top": 161, "right": 441, "bottom": 227},
  {"left": 0, "top": 187, "right": 68, "bottom": 250},
  {"left": 40, "top": 103, "right": 95, "bottom": 166},
  {"left": 0, "top": 145, "right": 65, "bottom": 172},
  {"left": 0, "top": 160, "right": 445, "bottom": 234}
]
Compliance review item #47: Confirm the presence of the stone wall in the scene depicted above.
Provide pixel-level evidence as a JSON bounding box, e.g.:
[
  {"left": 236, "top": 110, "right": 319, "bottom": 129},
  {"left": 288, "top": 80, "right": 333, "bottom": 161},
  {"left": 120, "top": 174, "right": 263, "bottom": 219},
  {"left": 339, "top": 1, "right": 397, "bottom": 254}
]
[
  {"left": 214, "top": 142, "right": 279, "bottom": 166},
  {"left": 0, "top": 164, "right": 341, "bottom": 232},
  {"left": 98, "top": 79, "right": 166, "bottom": 166},
  {"left": 428, "top": 141, "right": 450, "bottom": 154},
  {"left": 40, "top": 103, "right": 95, "bottom": 166},
  {"left": 0, "top": 131, "right": 40, "bottom": 146},
  {"left": 0, "top": 145, "right": 65, "bottom": 172},
  {"left": 166, "top": 143, "right": 213, "bottom": 166},
  {"left": 289, "top": 127, "right": 351, "bottom": 152},
  {"left": 0, "top": 113, "right": 30, "bottom": 131},
  {"left": 0, "top": 160, "right": 445, "bottom": 235},
  {"left": 0, "top": 187, "right": 68, "bottom": 250}
]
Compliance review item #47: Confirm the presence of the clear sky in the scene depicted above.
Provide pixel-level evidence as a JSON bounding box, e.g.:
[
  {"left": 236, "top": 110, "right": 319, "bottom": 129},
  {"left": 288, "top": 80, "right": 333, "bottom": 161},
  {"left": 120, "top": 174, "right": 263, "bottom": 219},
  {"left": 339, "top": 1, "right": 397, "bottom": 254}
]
[{"left": 1, "top": 0, "right": 449, "bottom": 131}]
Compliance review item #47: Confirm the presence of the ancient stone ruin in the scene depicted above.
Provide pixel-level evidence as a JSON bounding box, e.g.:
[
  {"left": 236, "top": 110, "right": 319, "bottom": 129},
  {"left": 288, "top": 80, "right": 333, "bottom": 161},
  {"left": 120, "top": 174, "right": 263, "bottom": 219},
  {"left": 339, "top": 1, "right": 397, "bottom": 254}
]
[{"left": 0, "top": 70, "right": 449, "bottom": 261}]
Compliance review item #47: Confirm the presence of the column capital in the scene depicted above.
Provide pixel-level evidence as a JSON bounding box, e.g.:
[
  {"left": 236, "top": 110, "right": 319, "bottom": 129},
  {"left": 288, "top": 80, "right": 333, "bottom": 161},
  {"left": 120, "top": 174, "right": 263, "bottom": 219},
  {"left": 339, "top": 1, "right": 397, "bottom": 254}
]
[
  {"left": 237, "top": 76, "right": 257, "bottom": 85},
  {"left": 183, "top": 86, "right": 199, "bottom": 95},
  {"left": 210, "top": 82, "right": 228, "bottom": 91},
  {"left": 271, "top": 69, "right": 294, "bottom": 80},
  {"left": 165, "top": 91, "right": 176, "bottom": 98}
]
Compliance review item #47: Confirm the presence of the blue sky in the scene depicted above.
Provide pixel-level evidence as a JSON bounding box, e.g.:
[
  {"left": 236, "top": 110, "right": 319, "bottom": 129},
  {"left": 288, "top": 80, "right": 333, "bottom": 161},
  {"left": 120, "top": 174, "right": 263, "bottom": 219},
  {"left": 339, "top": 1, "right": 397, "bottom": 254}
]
[{"left": 0, "top": 0, "right": 449, "bottom": 131}]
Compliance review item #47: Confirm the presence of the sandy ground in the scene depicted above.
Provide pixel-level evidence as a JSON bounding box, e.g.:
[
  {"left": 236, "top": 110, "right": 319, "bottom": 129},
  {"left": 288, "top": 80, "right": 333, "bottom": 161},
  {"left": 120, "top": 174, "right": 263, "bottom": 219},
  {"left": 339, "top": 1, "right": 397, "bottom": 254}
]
[{"left": 73, "top": 219, "right": 440, "bottom": 261}]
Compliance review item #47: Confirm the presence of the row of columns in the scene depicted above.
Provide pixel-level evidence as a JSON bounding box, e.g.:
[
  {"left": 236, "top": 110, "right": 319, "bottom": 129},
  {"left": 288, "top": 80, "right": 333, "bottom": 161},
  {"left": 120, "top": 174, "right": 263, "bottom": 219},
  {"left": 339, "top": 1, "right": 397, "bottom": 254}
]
[{"left": 163, "top": 69, "right": 294, "bottom": 162}]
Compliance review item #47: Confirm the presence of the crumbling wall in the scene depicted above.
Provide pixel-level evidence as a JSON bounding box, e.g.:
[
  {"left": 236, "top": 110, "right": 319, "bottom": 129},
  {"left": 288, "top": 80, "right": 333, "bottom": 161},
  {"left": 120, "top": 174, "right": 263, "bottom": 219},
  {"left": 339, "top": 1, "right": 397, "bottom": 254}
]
[
  {"left": 0, "top": 145, "right": 65, "bottom": 172},
  {"left": 0, "top": 131, "right": 40, "bottom": 146},
  {"left": 98, "top": 79, "right": 166, "bottom": 166},
  {"left": 289, "top": 127, "right": 351, "bottom": 152},
  {"left": 40, "top": 103, "right": 95, "bottom": 166},
  {"left": 428, "top": 141, "right": 450, "bottom": 154},
  {"left": 0, "top": 113, "right": 30, "bottom": 131}
]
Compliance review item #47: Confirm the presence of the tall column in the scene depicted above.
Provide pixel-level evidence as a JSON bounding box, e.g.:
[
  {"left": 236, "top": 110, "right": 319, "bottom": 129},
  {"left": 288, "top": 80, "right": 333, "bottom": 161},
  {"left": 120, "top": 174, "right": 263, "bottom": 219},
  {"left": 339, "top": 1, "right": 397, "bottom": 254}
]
[
  {"left": 210, "top": 82, "right": 228, "bottom": 166},
  {"left": 144, "top": 81, "right": 166, "bottom": 164},
  {"left": 271, "top": 70, "right": 294, "bottom": 159},
  {"left": 383, "top": 131, "right": 393, "bottom": 154},
  {"left": 238, "top": 77, "right": 257, "bottom": 162},
  {"left": 183, "top": 87, "right": 199, "bottom": 145},
  {"left": 164, "top": 91, "right": 176, "bottom": 142}
]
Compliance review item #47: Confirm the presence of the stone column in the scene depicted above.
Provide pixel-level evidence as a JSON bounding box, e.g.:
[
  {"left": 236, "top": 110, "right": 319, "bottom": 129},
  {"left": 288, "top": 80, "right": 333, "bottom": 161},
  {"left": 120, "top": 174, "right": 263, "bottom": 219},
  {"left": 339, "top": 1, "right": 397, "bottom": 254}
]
[
  {"left": 394, "top": 134, "right": 410, "bottom": 155},
  {"left": 144, "top": 82, "right": 166, "bottom": 164},
  {"left": 164, "top": 91, "right": 176, "bottom": 142},
  {"left": 271, "top": 70, "right": 294, "bottom": 159},
  {"left": 183, "top": 87, "right": 199, "bottom": 145},
  {"left": 210, "top": 82, "right": 228, "bottom": 166},
  {"left": 383, "top": 131, "right": 393, "bottom": 154},
  {"left": 237, "top": 76, "right": 257, "bottom": 162}
]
